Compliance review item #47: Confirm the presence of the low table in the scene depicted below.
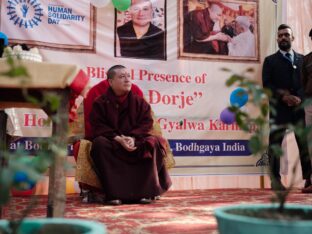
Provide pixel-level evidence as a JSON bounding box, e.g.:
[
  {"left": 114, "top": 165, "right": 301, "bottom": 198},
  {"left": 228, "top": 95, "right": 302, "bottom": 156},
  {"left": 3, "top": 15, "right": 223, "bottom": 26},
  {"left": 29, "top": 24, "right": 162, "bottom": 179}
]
[{"left": 0, "top": 60, "right": 80, "bottom": 217}]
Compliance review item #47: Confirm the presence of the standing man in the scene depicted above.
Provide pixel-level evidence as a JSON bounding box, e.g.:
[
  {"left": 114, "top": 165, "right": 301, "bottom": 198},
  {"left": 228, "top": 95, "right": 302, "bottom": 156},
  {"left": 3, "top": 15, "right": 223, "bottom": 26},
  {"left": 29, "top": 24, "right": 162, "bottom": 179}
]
[
  {"left": 89, "top": 65, "right": 172, "bottom": 205},
  {"left": 262, "top": 24, "right": 312, "bottom": 192},
  {"left": 302, "top": 28, "right": 312, "bottom": 183}
]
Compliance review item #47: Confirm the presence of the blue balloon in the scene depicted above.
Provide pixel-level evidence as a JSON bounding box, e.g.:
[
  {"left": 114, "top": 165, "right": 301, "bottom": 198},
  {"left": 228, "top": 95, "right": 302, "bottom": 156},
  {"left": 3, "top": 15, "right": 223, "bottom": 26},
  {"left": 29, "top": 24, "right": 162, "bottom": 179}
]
[
  {"left": 13, "top": 172, "right": 36, "bottom": 190},
  {"left": 220, "top": 108, "right": 235, "bottom": 125},
  {"left": 0, "top": 32, "right": 8, "bottom": 46},
  {"left": 13, "top": 171, "right": 28, "bottom": 183},
  {"left": 230, "top": 88, "right": 248, "bottom": 107}
]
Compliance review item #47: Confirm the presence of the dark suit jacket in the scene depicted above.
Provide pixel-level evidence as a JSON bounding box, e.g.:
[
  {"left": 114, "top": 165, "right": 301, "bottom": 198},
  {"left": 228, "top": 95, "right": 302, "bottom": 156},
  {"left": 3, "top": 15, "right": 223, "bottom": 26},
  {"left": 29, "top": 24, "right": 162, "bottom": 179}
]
[
  {"left": 262, "top": 50, "right": 305, "bottom": 124},
  {"left": 302, "top": 52, "right": 312, "bottom": 97}
]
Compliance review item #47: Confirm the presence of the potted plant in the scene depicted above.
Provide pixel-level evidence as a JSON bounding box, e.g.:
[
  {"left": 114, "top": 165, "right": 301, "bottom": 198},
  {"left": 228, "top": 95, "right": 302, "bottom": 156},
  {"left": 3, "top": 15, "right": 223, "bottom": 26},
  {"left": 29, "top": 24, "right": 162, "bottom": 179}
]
[
  {"left": 0, "top": 52, "right": 106, "bottom": 234},
  {"left": 214, "top": 68, "right": 312, "bottom": 234}
]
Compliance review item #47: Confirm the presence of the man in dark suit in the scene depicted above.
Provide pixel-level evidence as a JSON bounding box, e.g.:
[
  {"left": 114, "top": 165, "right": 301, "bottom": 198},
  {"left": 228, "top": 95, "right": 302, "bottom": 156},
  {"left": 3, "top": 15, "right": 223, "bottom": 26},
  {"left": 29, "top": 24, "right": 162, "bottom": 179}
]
[
  {"left": 302, "top": 28, "right": 312, "bottom": 187},
  {"left": 262, "top": 24, "right": 312, "bottom": 192}
]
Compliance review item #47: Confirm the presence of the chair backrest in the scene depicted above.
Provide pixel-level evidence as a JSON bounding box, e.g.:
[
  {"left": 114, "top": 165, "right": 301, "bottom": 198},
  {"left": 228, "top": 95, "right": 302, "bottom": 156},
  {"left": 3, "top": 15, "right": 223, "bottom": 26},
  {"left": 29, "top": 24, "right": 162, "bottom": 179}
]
[{"left": 83, "top": 79, "right": 143, "bottom": 140}]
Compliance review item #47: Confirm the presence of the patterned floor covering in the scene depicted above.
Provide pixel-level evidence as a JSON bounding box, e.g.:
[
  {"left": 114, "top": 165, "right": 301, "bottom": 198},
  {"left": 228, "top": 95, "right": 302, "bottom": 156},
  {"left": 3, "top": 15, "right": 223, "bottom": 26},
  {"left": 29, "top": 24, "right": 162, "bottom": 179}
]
[{"left": 3, "top": 189, "right": 312, "bottom": 234}]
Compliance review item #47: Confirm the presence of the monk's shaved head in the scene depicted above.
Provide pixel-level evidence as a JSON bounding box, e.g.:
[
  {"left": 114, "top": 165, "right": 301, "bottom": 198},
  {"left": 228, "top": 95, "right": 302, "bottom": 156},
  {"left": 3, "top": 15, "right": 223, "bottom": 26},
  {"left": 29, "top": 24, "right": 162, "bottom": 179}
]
[{"left": 107, "top": 65, "right": 126, "bottom": 80}]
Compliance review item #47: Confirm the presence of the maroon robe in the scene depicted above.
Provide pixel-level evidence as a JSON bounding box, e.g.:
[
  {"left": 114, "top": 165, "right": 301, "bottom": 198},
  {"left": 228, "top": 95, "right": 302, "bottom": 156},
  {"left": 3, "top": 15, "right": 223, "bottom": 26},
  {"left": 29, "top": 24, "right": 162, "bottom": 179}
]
[
  {"left": 185, "top": 8, "right": 228, "bottom": 55},
  {"left": 84, "top": 79, "right": 143, "bottom": 140},
  {"left": 73, "top": 80, "right": 143, "bottom": 192},
  {"left": 89, "top": 88, "right": 172, "bottom": 201}
]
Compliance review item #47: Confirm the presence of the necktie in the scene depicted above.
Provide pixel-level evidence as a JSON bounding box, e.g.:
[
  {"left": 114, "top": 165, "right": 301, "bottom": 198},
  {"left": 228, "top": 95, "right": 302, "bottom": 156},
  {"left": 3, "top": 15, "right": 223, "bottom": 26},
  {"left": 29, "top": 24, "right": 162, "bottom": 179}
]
[{"left": 285, "top": 52, "right": 293, "bottom": 64}]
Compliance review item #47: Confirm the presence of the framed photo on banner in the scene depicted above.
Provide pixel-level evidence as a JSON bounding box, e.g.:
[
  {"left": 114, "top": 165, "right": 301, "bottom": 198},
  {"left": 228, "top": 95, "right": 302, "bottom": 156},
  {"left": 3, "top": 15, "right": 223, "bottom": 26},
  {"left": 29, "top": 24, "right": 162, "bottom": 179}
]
[
  {"left": 114, "top": 0, "right": 167, "bottom": 61},
  {"left": 179, "top": 0, "right": 259, "bottom": 62},
  {"left": 0, "top": 0, "right": 96, "bottom": 52}
]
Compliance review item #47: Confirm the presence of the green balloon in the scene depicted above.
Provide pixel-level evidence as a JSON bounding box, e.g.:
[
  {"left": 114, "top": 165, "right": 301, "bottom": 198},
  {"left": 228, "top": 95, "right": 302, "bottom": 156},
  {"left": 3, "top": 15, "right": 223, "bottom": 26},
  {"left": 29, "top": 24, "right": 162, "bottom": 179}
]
[{"left": 112, "top": 0, "right": 131, "bottom": 11}]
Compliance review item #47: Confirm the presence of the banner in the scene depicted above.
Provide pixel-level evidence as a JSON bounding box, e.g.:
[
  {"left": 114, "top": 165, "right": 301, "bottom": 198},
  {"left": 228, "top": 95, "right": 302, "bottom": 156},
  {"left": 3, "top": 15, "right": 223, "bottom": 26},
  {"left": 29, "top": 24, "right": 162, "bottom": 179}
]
[
  {"left": 1, "top": 0, "right": 96, "bottom": 51},
  {"left": 5, "top": 108, "right": 52, "bottom": 137},
  {"left": 0, "top": 0, "right": 278, "bottom": 176}
]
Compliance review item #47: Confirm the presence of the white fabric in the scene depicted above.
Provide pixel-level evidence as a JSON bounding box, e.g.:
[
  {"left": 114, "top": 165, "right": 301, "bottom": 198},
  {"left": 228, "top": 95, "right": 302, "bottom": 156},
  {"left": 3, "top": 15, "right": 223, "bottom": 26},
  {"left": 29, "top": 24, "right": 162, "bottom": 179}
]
[
  {"left": 5, "top": 108, "right": 52, "bottom": 137},
  {"left": 235, "top": 16, "right": 251, "bottom": 29},
  {"left": 212, "top": 21, "right": 221, "bottom": 32},
  {"left": 228, "top": 30, "right": 255, "bottom": 57}
]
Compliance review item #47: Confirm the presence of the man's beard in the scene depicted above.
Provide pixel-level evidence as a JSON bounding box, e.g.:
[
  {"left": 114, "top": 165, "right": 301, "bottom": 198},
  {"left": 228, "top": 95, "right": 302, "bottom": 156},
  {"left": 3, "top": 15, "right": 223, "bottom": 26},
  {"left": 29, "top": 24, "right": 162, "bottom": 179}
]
[{"left": 278, "top": 40, "right": 291, "bottom": 51}]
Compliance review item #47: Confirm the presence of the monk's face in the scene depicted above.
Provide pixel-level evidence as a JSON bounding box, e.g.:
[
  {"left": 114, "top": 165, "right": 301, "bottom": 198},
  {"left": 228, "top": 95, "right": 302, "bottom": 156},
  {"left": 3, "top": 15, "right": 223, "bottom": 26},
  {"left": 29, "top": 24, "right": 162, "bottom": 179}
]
[
  {"left": 130, "top": 0, "right": 153, "bottom": 27},
  {"left": 109, "top": 68, "right": 132, "bottom": 96},
  {"left": 209, "top": 4, "right": 222, "bottom": 23}
]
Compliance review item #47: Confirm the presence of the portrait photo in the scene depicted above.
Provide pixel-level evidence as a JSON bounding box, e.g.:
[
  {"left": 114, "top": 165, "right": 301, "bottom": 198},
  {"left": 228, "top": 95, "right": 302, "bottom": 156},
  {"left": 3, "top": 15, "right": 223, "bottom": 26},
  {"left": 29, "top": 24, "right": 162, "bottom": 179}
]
[
  {"left": 179, "top": 0, "right": 259, "bottom": 62},
  {"left": 114, "top": 0, "right": 167, "bottom": 60}
]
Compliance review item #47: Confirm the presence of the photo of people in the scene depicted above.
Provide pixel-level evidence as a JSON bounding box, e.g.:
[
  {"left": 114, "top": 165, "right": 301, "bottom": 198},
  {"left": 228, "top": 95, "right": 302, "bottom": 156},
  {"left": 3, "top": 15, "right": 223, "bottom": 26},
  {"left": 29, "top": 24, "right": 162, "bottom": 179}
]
[
  {"left": 179, "top": 0, "right": 259, "bottom": 61},
  {"left": 115, "top": 0, "right": 166, "bottom": 60}
]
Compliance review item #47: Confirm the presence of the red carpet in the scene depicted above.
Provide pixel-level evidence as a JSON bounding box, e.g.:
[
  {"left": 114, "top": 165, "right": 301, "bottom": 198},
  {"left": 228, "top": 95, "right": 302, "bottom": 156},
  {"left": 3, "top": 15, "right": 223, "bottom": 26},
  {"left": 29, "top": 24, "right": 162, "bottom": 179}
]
[{"left": 4, "top": 189, "right": 312, "bottom": 233}]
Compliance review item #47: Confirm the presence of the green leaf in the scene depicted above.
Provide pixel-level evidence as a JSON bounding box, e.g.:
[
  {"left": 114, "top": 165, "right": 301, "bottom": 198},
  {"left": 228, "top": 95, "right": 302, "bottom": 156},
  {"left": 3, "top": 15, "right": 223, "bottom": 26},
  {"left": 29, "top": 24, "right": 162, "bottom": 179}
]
[
  {"left": 260, "top": 104, "right": 269, "bottom": 117},
  {"left": 301, "top": 98, "right": 312, "bottom": 108},
  {"left": 237, "top": 111, "right": 248, "bottom": 118},
  {"left": 263, "top": 88, "right": 272, "bottom": 98},
  {"left": 270, "top": 145, "right": 283, "bottom": 158},
  {"left": 24, "top": 95, "right": 40, "bottom": 105},
  {"left": 248, "top": 136, "right": 262, "bottom": 154},
  {"left": 236, "top": 115, "right": 249, "bottom": 131},
  {"left": 6, "top": 55, "right": 14, "bottom": 66},
  {"left": 2, "top": 66, "right": 29, "bottom": 78},
  {"left": 254, "top": 117, "right": 265, "bottom": 126},
  {"left": 31, "top": 156, "right": 52, "bottom": 174},
  {"left": 225, "top": 74, "right": 244, "bottom": 86},
  {"left": 12, "top": 66, "right": 29, "bottom": 77},
  {"left": 44, "top": 94, "right": 61, "bottom": 112},
  {"left": 228, "top": 106, "right": 239, "bottom": 112},
  {"left": 0, "top": 169, "right": 13, "bottom": 205}
]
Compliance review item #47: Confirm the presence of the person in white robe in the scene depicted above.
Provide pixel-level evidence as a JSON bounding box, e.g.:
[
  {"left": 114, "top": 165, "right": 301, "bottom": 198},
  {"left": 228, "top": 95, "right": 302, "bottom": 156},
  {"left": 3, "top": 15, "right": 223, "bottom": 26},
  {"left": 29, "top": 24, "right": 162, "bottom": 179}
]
[{"left": 228, "top": 16, "right": 255, "bottom": 57}]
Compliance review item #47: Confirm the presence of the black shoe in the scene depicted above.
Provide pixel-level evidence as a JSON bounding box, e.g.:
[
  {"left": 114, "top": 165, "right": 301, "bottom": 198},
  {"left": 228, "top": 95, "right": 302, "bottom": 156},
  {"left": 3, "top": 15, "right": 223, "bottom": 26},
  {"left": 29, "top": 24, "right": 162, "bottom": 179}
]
[
  {"left": 80, "top": 189, "right": 89, "bottom": 197},
  {"left": 304, "top": 180, "right": 312, "bottom": 188},
  {"left": 81, "top": 191, "right": 105, "bottom": 204},
  {"left": 271, "top": 180, "right": 286, "bottom": 191},
  {"left": 106, "top": 199, "right": 122, "bottom": 206},
  {"left": 139, "top": 198, "right": 152, "bottom": 204}
]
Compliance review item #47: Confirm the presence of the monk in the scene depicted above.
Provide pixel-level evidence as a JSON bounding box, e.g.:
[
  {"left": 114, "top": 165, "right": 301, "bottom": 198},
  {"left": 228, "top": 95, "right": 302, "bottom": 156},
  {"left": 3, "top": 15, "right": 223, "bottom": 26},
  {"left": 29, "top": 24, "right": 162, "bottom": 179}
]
[
  {"left": 89, "top": 65, "right": 172, "bottom": 205},
  {"left": 74, "top": 76, "right": 144, "bottom": 200},
  {"left": 84, "top": 77, "right": 143, "bottom": 141}
]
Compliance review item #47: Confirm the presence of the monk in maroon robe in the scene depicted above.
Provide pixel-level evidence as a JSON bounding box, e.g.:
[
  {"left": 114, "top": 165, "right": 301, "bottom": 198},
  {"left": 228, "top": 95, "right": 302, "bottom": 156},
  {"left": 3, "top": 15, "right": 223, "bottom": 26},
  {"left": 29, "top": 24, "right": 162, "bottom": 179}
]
[
  {"left": 84, "top": 79, "right": 143, "bottom": 141},
  {"left": 89, "top": 65, "right": 172, "bottom": 205},
  {"left": 184, "top": 2, "right": 230, "bottom": 55}
]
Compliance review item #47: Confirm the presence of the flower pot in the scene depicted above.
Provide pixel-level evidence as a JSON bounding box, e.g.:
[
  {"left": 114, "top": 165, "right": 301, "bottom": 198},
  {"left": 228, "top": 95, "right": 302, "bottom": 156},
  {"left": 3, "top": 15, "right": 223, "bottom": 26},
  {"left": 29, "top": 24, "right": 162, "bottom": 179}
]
[
  {"left": 214, "top": 204, "right": 312, "bottom": 234},
  {"left": 0, "top": 218, "right": 106, "bottom": 234}
]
